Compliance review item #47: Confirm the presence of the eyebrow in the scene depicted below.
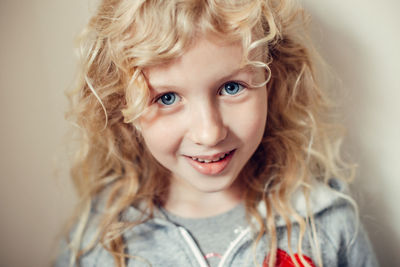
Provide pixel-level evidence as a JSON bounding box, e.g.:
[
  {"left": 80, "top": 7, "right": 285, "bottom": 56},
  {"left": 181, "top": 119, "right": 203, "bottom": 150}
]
[{"left": 217, "top": 67, "right": 253, "bottom": 83}]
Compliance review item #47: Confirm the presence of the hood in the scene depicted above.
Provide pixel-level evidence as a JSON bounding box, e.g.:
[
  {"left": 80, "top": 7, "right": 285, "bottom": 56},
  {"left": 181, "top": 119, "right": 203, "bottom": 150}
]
[
  {"left": 119, "top": 178, "right": 349, "bottom": 228},
  {"left": 257, "top": 178, "right": 349, "bottom": 227}
]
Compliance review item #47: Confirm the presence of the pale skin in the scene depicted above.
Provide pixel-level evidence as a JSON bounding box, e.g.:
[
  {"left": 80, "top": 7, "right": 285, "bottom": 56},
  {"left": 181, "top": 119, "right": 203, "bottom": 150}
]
[{"left": 139, "top": 35, "right": 268, "bottom": 218}]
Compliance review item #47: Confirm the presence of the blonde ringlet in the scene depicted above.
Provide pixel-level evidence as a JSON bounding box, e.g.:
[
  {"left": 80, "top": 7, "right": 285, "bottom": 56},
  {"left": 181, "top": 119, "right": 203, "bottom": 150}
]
[{"left": 64, "top": 0, "right": 355, "bottom": 266}]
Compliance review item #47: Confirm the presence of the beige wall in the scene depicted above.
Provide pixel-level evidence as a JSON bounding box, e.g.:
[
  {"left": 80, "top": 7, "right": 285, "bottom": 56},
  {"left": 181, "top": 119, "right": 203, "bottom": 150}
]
[
  {"left": 0, "top": 0, "right": 399, "bottom": 266},
  {"left": 302, "top": 1, "right": 400, "bottom": 266},
  {"left": 0, "top": 1, "right": 87, "bottom": 266}
]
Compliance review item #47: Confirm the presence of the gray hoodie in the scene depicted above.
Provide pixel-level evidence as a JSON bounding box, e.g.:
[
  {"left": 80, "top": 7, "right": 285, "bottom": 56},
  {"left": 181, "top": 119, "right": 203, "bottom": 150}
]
[{"left": 55, "top": 179, "right": 378, "bottom": 267}]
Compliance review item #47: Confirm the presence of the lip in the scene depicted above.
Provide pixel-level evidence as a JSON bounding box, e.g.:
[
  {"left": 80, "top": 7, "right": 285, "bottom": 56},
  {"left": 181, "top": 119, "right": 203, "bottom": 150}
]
[{"left": 184, "top": 150, "right": 235, "bottom": 175}]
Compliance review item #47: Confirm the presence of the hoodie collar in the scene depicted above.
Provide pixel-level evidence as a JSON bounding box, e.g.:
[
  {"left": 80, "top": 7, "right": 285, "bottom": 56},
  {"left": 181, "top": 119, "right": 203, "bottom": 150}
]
[{"left": 121, "top": 179, "right": 346, "bottom": 228}]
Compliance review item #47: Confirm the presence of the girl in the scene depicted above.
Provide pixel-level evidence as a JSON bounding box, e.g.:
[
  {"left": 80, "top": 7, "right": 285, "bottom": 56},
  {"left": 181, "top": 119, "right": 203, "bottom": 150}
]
[{"left": 56, "top": 0, "right": 378, "bottom": 266}]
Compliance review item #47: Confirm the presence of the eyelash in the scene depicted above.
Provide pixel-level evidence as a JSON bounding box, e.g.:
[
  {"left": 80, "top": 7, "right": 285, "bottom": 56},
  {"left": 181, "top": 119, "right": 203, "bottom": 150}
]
[
  {"left": 153, "top": 81, "right": 247, "bottom": 106},
  {"left": 155, "top": 92, "right": 181, "bottom": 106},
  {"left": 218, "top": 81, "right": 246, "bottom": 96}
]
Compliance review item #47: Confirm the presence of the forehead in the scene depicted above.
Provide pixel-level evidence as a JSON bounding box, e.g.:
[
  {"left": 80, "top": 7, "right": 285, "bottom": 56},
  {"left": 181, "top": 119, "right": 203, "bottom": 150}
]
[
  {"left": 143, "top": 35, "right": 261, "bottom": 85},
  {"left": 144, "top": 37, "right": 243, "bottom": 75}
]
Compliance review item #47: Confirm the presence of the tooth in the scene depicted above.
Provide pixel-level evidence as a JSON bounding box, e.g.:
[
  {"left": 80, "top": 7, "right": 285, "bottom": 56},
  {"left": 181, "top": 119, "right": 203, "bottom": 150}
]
[{"left": 191, "top": 153, "right": 231, "bottom": 163}]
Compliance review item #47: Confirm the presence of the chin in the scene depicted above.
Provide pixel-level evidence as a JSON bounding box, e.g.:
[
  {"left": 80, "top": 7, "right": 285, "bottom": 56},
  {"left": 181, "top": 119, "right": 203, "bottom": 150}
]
[{"left": 189, "top": 174, "right": 239, "bottom": 194}]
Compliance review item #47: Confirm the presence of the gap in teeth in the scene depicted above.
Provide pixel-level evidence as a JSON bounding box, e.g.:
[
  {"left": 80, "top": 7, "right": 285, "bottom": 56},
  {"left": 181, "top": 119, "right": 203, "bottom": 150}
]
[{"left": 191, "top": 152, "right": 229, "bottom": 163}]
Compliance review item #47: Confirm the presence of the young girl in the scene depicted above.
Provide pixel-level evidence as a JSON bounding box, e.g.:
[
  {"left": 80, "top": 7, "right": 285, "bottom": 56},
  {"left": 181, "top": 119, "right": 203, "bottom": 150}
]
[{"left": 55, "top": 0, "right": 378, "bottom": 266}]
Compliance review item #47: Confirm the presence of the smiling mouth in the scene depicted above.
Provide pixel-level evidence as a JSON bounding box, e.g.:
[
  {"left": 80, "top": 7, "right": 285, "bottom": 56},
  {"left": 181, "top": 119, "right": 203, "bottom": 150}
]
[
  {"left": 185, "top": 150, "right": 235, "bottom": 175},
  {"left": 189, "top": 151, "right": 233, "bottom": 163}
]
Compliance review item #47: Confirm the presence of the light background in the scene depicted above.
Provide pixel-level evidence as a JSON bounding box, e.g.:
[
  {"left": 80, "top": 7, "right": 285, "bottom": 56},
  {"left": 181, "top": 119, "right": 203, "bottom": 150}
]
[{"left": 0, "top": 0, "right": 399, "bottom": 266}]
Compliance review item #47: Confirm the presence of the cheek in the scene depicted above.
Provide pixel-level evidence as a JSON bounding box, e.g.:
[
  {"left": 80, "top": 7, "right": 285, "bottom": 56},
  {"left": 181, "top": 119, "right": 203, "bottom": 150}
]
[
  {"left": 228, "top": 90, "right": 267, "bottom": 143},
  {"left": 139, "top": 117, "right": 183, "bottom": 161}
]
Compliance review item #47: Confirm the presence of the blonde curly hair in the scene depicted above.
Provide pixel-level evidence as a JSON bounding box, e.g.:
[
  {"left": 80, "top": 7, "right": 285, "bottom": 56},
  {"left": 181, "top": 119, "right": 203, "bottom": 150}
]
[{"left": 64, "top": 0, "right": 354, "bottom": 266}]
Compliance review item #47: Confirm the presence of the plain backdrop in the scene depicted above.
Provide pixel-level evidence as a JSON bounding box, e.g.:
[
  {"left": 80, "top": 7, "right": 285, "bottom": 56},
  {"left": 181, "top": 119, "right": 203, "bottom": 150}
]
[{"left": 0, "top": 0, "right": 399, "bottom": 266}]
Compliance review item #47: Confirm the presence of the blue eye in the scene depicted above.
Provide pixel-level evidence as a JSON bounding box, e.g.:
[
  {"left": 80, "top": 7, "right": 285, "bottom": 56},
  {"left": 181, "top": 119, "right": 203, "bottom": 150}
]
[
  {"left": 220, "top": 82, "right": 244, "bottom": 95},
  {"left": 157, "top": 92, "right": 180, "bottom": 106}
]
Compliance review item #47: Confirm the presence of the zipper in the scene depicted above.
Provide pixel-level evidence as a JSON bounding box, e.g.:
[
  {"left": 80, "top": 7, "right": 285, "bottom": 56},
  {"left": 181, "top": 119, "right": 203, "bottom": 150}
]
[
  {"left": 179, "top": 225, "right": 251, "bottom": 267},
  {"left": 178, "top": 227, "right": 209, "bottom": 267},
  {"left": 217, "top": 227, "right": 251, "bottom": 267}
]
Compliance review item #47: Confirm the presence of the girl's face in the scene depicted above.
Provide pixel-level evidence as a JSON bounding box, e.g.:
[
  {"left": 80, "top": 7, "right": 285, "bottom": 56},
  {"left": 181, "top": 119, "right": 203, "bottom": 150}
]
[{"left": 139, "top": 35, "right": 267, "bottom": 201}]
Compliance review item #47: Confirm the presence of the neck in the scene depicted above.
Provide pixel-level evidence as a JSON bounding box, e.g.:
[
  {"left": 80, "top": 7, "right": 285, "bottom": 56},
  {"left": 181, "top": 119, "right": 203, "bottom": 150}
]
[{"left": 163, "top": 181, "right": 243, "bottom": 218}]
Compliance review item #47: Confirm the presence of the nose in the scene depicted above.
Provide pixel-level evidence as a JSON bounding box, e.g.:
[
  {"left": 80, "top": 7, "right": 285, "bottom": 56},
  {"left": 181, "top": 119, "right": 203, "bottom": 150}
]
[{"left": 187, "top": 101, "right": 227, "bottom": 147}]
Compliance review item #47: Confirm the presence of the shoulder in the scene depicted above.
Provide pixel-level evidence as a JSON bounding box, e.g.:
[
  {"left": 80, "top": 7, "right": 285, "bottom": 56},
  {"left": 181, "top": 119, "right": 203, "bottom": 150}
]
[
  {"left": 53, "top": 208, "right": 113, "bottom": 267},
  {"left": 54, "top": 200, "right": 171, "bottom": 267},
  {"left": 315, "top": 201, "right": 379, "bottom": 266},
  {"left": 269, "top": 178, "right": 379, "bottom": 267},
  {"left": 307, "top": 180, "right": 379, "bottom": 267}
]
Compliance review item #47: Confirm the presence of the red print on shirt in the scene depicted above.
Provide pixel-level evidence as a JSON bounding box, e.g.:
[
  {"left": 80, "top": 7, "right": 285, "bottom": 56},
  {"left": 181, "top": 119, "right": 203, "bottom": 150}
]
[{"left": 262, "top": 249, "right": 316, "bottom": 267}]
